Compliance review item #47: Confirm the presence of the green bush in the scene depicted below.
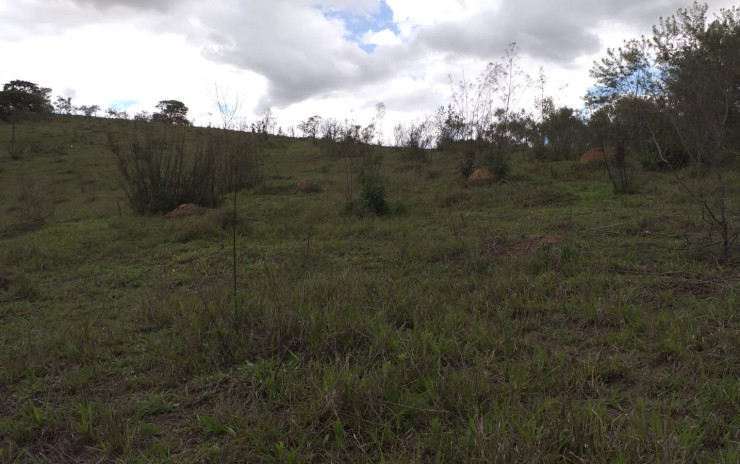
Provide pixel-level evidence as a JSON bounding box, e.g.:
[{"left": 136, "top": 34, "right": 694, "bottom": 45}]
[
  {"left": 484, "top": 149, "right": 510, "bottom": 179},
  {"left": 110, "top": 123, "right": 261, "bottom": 215},
  {"left": 360, "top": 181, "right": 389, "bottom": 216},
  {"left": 347, "top": 168, "right": 389, "bottom": 217},
  {"left": 640, "top": 140, "right": 690, "bottom": 171},
  {"left": 458, "top": 152, "right": 474, "bottom": 179},
  {"left": 6, "top": 141, "right": 26, "bottom": 160}
]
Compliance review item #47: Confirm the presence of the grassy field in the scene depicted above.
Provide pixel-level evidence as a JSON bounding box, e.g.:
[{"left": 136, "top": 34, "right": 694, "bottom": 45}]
[{"left": 1, "top": 115, "right": 739, "bottom": 463}]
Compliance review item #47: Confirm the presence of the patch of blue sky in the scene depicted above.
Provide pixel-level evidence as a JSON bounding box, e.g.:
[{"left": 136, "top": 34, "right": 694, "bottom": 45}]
[
  {"left": 319, "top": 0, "right": 399, "bottom": 53},
  {"left": 109, "top": 99, "right": 138, "bottom": 110}
]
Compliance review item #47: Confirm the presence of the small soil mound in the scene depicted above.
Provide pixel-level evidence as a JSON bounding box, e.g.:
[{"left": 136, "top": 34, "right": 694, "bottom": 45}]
[
  {"left": 297, "top": 179, "right": 321, "bottom": 192},
  {"left": 164, "top": 203, "right": 199, "bottom": 219},
  {"left": 468, "top": 168, "right": 496, "bottom": 182},
  {"left": 579, "top": 148, "right": 611, "bottom": 164},
  {"left": 480, "top": 234, "right": 565, "bottom": 258}
]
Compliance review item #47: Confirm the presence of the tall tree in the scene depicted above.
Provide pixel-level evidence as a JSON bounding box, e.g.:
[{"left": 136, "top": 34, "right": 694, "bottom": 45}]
[
  {"left": 587, "top": 1, "right": 740, "bottom": 260},
  {"left": 298, "top": 115, "right": 323, "bottom": 142},
  {"left": 0, "top": 80, "right": 52, "bottom": 142},
  {"left": 538, "top": 105, "right": 587, "bottom": 161},
  {"left": 586, "top": 36, "right": 661, "bottom": 193},
  {"left": 652, "top": 2, "right": 740, "bottom": 260},
  {"left": 153, "top": 100, "right": 191, "bottom": 125},
  {"left": 54, "top": 96, "right": 73, "bottom": 115}
]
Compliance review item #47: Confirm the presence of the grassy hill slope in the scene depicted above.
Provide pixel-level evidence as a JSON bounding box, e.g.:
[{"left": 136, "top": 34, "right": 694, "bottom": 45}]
[{"left": 1, "top": 115, "right": 739, "bottom": 463}]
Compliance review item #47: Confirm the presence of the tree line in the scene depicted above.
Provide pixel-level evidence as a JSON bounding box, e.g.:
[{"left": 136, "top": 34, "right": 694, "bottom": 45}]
[{"left": 2, "top": 2, "right": 736, "bottom": 165}]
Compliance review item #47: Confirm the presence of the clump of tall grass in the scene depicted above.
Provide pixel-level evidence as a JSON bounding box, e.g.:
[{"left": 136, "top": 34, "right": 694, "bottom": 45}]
[{"left": 109, "top": 122, "right": 261, "bottom": 215}]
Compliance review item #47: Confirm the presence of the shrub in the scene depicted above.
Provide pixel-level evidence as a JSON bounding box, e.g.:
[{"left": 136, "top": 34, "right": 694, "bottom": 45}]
[
  {"left": 347, "top": 168, "right": 389, "bottom": 217},
  {"left": 484, "top": 149, "right": 510, "bottom": 179},
  {"left": 6, "top": 141, "right": 26, "bottom": 160},
  {"left": 640, "top": 140, "right": 690, "bottom": 171},
  {"left": 360, "top": 181, "right": 389, "bottom": 216},
  {"left": 16, "top": 177, "right": 54, "bottom": 225},
  {"left": 110, "top": 123, "right": 261, "bottom": 215},
  {"left": 458, "top": 152, "right": 474, "bottom": 179}
]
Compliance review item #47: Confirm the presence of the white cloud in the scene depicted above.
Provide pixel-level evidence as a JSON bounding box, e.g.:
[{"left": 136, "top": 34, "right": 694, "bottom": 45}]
[
  {"left": 2, "top": 0, "right": 737, "bottom": 131},
  {"left": 362, "top": 29, "right": 402, "bottom": 46},
  {"left": 310, "top": 0, "right": 381, "bottom": 16}
]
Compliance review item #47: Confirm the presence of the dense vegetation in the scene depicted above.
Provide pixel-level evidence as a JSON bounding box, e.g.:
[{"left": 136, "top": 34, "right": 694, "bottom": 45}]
[{"left": 1, "top": 2, "right": 739, "bottom": 462}]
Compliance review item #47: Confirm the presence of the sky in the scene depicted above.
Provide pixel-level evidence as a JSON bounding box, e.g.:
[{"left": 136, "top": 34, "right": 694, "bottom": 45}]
[{"left": 0, "top": 0, "right": 735, "bottom": 137}]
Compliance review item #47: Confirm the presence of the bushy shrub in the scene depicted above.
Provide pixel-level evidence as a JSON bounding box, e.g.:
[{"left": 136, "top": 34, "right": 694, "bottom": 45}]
[
  {"left": 484, "top": 149, "right": 510, "bottom": 179},
  {"left": 16, "top": 176, "right": 54, "bottom": 225},
  {"left": 640, "top": 140, "right": 690, "bottom": 171},
  {"left": 532, "top": 142, "right": 548, "bottom": 162},
  {"left": 360, "top": 181, "right": 389, "bottom": 216},
  {"left": 458, "top": 152, "right": 475, "bottom": 179},
  {"left": 110, "top": 123, "right": 261, "bottom": 215},
  {"left": 6, "top": 141, "right": 26, "bottom": 160},
  {"left": 347, "top": 168, "right": 389, "bottom": 217}
]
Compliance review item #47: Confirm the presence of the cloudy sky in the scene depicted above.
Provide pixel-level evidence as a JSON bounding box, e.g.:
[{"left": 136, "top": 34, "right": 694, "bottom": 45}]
[{"left": 0, "top": 0, "right": 734, "bottom": 134}]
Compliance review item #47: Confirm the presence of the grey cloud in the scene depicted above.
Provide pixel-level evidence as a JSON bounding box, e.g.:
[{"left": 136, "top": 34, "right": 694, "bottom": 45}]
[
  {"left": 70, "top": 0, "right": 176, "bottom": 12},
  {"left": 5, "top": 0, "right": 723, "bottom": 112},
  {"left": 0, "top": 0, "right": 176, "bottom": 40},
  {"left": 383, "top": 87, "right": 445, "bottom": 113},
  {"left": 195, "top": 1, "right": 395, "bottom": 109},
  {"left": 412, "top": 0, "right": 705, "bottom": 65}
]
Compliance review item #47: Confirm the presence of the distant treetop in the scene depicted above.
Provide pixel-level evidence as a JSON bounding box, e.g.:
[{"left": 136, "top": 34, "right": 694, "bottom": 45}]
[{"left": 153, "top": 99, "right": 191, "bottom": 126}]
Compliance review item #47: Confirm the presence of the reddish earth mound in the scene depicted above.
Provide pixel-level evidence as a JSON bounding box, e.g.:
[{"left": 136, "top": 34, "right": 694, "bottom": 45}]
[
  {"left": 468, "top": 168, "right": 496, "bottom": 182},
  {"left": 480, "top": 234, "right": 565, "bottom": 258},
  {"left": 297, "top": 179, "right": 320, "bottom": 192},
  {"left": 164, "top": 203, "right": 199, "bottom": 219},
  {"left": 579, "top": 148, "right": 611, "bottom": 164}
]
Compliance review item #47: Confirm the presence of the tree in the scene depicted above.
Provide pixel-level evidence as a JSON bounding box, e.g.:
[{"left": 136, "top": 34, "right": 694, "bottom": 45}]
[
  {"left": 394, "top": 117, "right": 436, "bottom": 161},
  {"left": 106, "top": 107, "right": 129, "bottom": 119},
  {"left": 0, "top": 80, "right": 52, "bottom": 142},
  {"left": 587, "top": 1, "right": 740, "bottom": 260},
  {"left": 442, "top": 43, "right": 531, "bottom": 176},
  {"left": 652, "top": 2, "right": 740, "bottom": 261},
  {"left": 152, "top": 100, "right": 191, "bottom": 125},
  {"left": 212, "top": 84, "right": 243, "bottom": 130},
  {"left": 54, "top": 96, "right": 73, "bottom": 115},
  {"left": 537, "top": 105, "right": 587, "bottom": 161},
  {"left": 490, "top": 43, "right": 532, "bottom": 151},
  {"left": 134, "top": 111, "right": 151, "bottom": 122},
  {"left": 251, "top": 108, "right": 277, "bottom": 134},
  {"left": 586, "top": 36, "right": 662, "bottom": 193},
  {"left": 298, "top": 115, "right": 323, "bottom": 141},
  {"left": 78, "top": 104, "right": 100, "bottom": 117}
]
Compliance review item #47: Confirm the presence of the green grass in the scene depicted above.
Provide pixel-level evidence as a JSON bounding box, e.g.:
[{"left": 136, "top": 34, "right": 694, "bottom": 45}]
[{"left": 1, "top": 115, "right": 739, "bottom": 462}]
